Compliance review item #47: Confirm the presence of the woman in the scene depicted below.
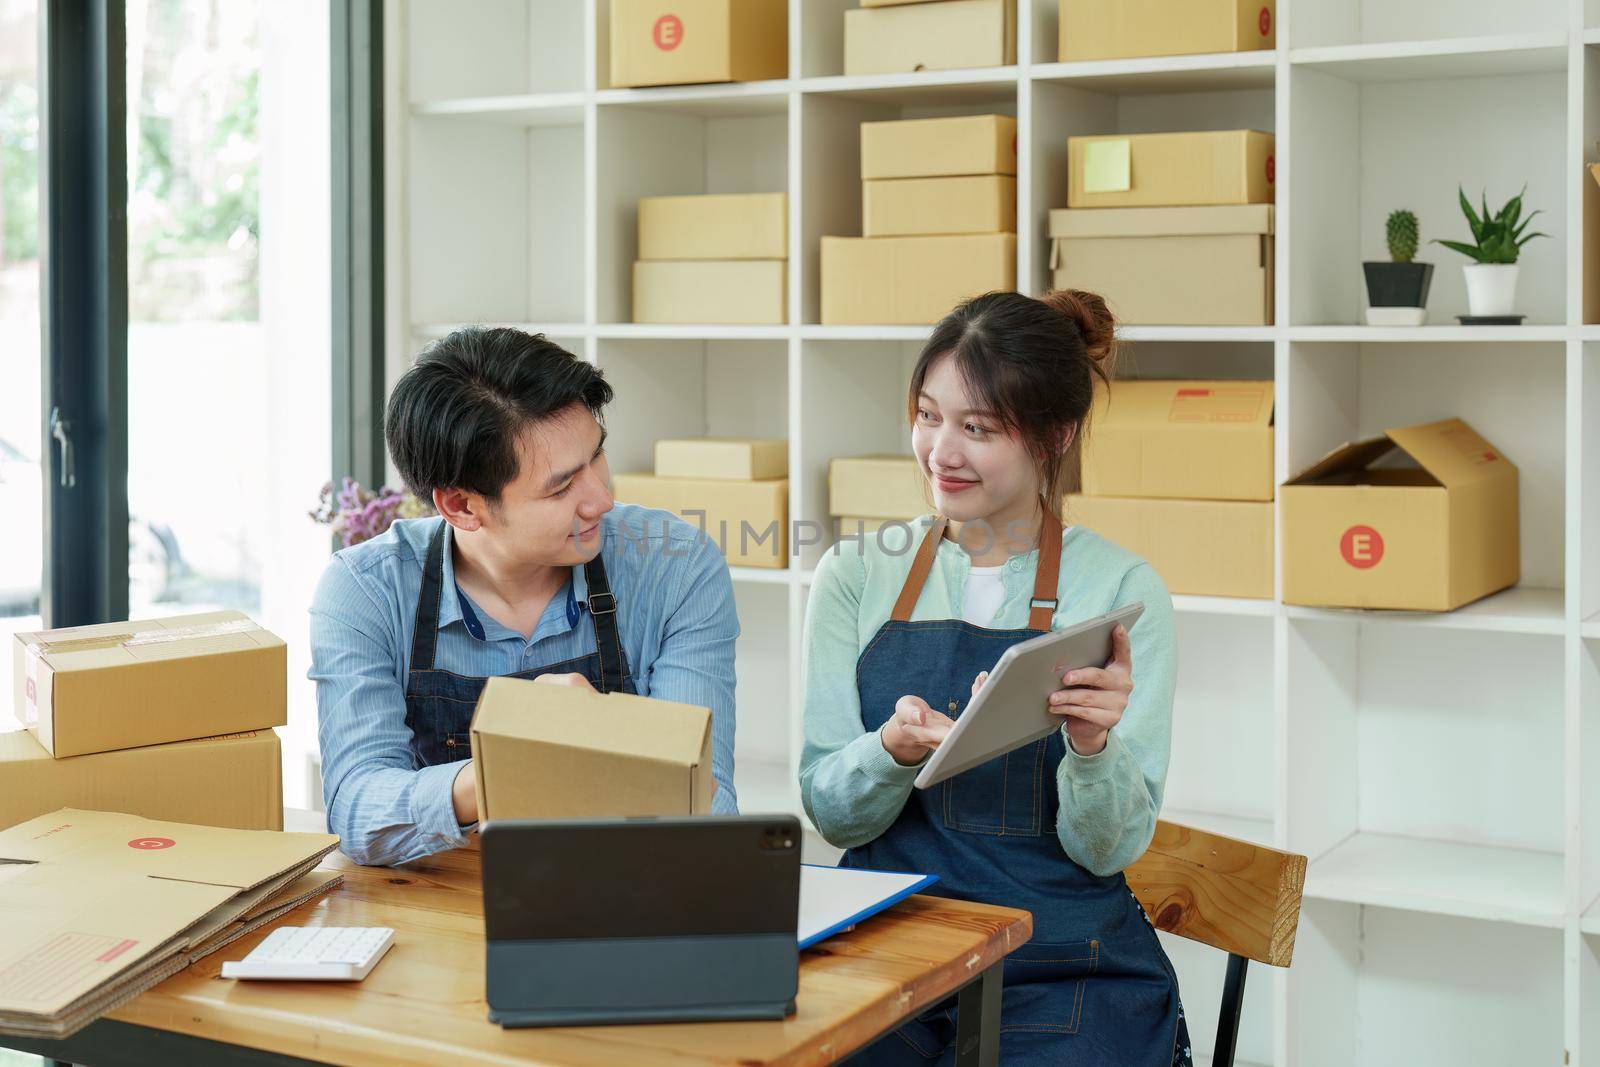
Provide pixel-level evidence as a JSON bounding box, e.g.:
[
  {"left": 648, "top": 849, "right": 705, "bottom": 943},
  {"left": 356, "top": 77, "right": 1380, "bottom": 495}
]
[{"left": 800, "top": 289, "right": 1190, "bottom": 1066}]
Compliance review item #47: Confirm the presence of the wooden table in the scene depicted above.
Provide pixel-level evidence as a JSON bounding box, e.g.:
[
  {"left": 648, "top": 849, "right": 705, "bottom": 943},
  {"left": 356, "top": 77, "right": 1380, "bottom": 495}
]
[{"left": 7, "top": 838, "right": 1032, "bottom": 1067}]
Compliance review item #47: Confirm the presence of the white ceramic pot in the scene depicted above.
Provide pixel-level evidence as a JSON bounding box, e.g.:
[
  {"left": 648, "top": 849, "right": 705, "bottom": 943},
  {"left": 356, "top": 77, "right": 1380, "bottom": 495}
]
[{"left": 1463, "top": 263, "right": 1519, "bottom": 317}]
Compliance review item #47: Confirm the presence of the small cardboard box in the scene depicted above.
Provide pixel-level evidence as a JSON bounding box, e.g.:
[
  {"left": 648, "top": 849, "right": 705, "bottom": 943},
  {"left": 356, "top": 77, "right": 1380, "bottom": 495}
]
[
  {"left": 471, "top": 676, "right": 715, "bottom": 821},
  {"left": 864, "top": 175, "right": 1017, "bottom": 237},
  {"left": 820, "top": 233, "right": 1016, "bottom": 325},
  {"left": 1066, "top": 494, "right": 1273, "bottom": 599},
  {"left": 633, "top": 259, "right": 786, "bottom": 324},
  {"left": 609, "top": 0, "right": 788, "bottom": 88},
  {"left": 13, "top": 610, "right": 287, "bottom": 758},
  {"left": 612, "top": 472, "right": 789, "bottom": 568},
  {"left": 829, "top": 456, "right": 928, "bottom": 520},
  {"left": 1059, "top": 0, "right": 1275, "bottom": 62},
  {"left": 655, "top": 437, "right": 788, "bottom": 481},
  {"left": 861, "top": 115, "right": 1017, "bottom": 181},
  {"left": 1083, "top": 379, "right": 1275, "bottom": 501},
  {"left": 844, "top": 0, "right": 1016, "bottom": 76},
  {"left": 1067, "top": 130, "right": 1274, "bottom": 209},
  {"left": 1280, "top": 418, "right": 1519, "bottom": 612},
  {"left": 0, "top": 727, "right": 283, "bottom": 832},
  {"left": 638, "top": 192, "right": 787, "bottom": 260},
  {"left": 1049, "top": 205, "right": 1273, "bottom": 326}
]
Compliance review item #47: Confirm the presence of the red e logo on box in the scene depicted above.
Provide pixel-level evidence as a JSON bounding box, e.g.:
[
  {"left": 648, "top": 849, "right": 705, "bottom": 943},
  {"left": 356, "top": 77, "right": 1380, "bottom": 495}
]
[
  {"left": 653, "top": 14, "right": 683, "bottom": 51},
  {"left": 128, "top": 837, "right": 175, "bottom": 850},
  {"left": 1340, "top": 525, "right": 1384, "bottom": 569},
  {"left": 1258, "top": 6, "right": 1272, "bottom": 36},
  {"left": 1265, "top": 154, "right": 1276, "bottom": 183}
]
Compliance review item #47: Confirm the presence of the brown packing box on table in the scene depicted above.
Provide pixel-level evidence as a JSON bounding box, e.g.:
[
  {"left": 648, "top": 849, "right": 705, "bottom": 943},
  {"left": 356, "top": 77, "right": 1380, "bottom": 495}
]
[
  {"left": 0, "top": 728, "right": 284, "bottom": 832},
  {"left": 821, "top": 233, "right": 1016, "bottom": 326},
  {"left": 1280, "top": 417, "right": 1519, "bottom": 612},
  {"left": 609, "top": 0, "right": 788, "bottom": 88},
  {"left": 13, "top": 610, "right": 286, "bottom": 758},
  {"left": 1083, "top": 379, "right": 1274, "bottom": 501},
  {"left": 612, "top": 472, "right": 789, "bottom": 568},
  {"left": 633, "top": 259, "right": 786, "bottom": 324},
  {"left": 863, "top": 175, "right": 1017, "bottom": 238},
  {"left": 844, "top": 0, "right": 1016, "bottom": 76},
  {"left": 471, "top": 676, "right": 715, "bottom": 821},
  {"left": 654, "top": 437, "right": 788, "bottom": 481},
  {"left": 1049, "top": 205, "right": 1273, "bottom": 326},
  {"left": 829, "top": 456, "right": 927, "bottom": 520},
  {"left": 1065, "top": 495, "right": 1274, "bottom": 599},
  {"left": 1059, "top": 0, "right": 1275, "bottom": 62},
  {"left": 638, "top": 192, "right": 787, "bottom": 260},
  {"left": 1067, "top": 130, "right": 1274, "bottom": 209},
  {"left": 0, "top": 809, "right": 340, "bottom": 1039},
  {"left": 860, "top": 115, "right": 1017, "bottom": 181}
]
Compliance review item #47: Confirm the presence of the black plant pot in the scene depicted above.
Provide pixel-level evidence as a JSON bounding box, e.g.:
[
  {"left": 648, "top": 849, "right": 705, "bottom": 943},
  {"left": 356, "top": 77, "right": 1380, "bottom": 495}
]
[{"left": 1362, "top": 261, "right": 1434, "bottom": 307}]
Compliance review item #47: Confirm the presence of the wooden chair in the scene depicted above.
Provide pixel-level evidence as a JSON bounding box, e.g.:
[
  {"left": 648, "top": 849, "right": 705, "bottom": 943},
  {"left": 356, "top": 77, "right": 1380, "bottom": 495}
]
[{"left": 1125, "top": 820, "right": 1307, "bottom": 1067}]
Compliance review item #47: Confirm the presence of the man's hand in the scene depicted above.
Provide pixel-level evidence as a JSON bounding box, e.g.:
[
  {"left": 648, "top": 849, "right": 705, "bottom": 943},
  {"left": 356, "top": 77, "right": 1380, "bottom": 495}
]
[
  {"left": 451, "top": 760, "right": 478, "bottom": 826},
  {"left": 534, "top": 672, "right": 596, "bottom": 690}
]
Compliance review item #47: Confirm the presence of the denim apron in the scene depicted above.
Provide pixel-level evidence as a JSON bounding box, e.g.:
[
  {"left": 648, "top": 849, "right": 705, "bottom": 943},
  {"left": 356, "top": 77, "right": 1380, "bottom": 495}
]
[
  {"left": 843, "top": 514, "right": 1190, "bottom": 1067},
  {"left": 403, "top": 522, "right": 636, "bottom": 765}
]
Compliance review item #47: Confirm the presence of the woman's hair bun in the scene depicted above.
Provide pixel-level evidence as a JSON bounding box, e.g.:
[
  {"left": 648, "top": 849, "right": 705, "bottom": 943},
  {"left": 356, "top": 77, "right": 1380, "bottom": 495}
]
[{"left": 1040, "top": 288, "right": 1117, "bottom": 367}]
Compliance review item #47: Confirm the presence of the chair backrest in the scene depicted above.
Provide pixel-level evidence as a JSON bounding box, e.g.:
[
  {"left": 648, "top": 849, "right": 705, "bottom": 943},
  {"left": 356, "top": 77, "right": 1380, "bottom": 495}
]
[{"left": 1125, "top": 820, "right": 1307, "bottom": 968}]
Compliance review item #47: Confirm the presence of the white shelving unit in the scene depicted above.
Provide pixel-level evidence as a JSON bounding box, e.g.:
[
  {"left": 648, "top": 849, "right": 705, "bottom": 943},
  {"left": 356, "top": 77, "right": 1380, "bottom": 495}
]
[{"left": 388, "top": 1, "right": 1600, "bottom": 1063}]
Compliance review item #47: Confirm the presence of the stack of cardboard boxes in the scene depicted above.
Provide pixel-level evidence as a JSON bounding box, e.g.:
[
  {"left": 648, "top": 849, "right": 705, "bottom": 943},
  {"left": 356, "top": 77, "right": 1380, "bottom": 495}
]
[
  {"left": 1066, "top": 380, "right": 1275, "bottom": 599},
  {"left": 609, "top": 0, "right": 787, "bottom": 88},
  {"left": 822, "top": 115, "right": 1017, "bottom": 325},
  {"left": 4, "top": 610, "right": 288, "bottom": 831},
  {"left": 829, "top": 455, "right": 928, "bottom": 534},
  {"left": 634, "top": 192, "right": 788, "bottom": 324},
  {"left": 1050, "top": 129, "right": 1276, "bottom": 325},
  {"left": 844, "top": 0, "right": 1016, "bottom": 75},
  {"left": 613, "top": 437, "right": 790, "bottom": 569}
]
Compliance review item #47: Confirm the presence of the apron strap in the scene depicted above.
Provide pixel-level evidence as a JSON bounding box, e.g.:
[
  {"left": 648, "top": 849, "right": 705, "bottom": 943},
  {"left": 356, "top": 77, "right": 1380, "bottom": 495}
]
[
  {"left": 582, "top": 552, "right": 628, "bottom": 694},
  {"left": 409, "top": 520, "right": 448, "bottom": 673},
  {"left": 888, "top": 511, "right": 1064, "bottom": 629},
  {"left": 890, "top": 517, "right": 949, "bottom": 622}
]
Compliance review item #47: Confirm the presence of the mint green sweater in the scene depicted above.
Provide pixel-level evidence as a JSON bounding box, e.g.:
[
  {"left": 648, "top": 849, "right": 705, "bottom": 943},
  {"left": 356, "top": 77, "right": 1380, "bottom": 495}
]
[{"left": 798, "top": 519, "right": 1177, "bottom": 878}]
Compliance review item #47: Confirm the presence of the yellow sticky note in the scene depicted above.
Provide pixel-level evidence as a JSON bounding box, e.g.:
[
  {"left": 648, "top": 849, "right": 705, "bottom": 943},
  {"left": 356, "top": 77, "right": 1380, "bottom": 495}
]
[{"left": 1083, "top": 139, "right": 1131, "bottom": 194}]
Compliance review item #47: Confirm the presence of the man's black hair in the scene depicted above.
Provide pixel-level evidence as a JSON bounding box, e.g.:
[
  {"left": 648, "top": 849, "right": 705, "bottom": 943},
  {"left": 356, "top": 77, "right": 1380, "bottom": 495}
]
[{"left": 384, "top": 326, "right": 612, "bottom": 502}]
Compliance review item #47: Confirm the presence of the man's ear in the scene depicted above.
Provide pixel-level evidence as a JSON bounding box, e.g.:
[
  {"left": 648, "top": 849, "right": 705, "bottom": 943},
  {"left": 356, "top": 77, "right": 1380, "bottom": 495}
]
[{"left": 434, "top": 487, "right": 484, "bottom": 533}]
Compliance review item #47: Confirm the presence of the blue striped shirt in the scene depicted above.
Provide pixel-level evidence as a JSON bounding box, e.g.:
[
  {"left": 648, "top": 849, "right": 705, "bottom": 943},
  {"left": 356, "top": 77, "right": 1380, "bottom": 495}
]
[{"left": 309, "top": 506, "right": 740, "bottom": 866}]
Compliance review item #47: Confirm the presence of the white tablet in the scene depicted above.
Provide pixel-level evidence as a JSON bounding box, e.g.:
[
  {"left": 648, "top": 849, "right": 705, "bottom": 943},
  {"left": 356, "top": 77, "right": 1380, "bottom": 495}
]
[{"left": 912, "top": 602, "right": 1145, "bottom": 790}]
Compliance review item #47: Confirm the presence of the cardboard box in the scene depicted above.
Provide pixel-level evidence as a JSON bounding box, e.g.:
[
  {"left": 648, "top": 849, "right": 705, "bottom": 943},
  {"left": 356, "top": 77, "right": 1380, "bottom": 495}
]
[
  {"left": 471, "top": 676, "right": 715, "bottom": 821},
  {"left": 829, "top": 456, "right": 928, "bottom": 520},
  {"left": 1060, "top": 0, "right": 1275, "bottom": 62},
  {"left": 844, "top": 0, "right": 1016, "bottom": 76},
  {"left": 612, "top": 472, "right": 789, "bottom": 568},
  {"left": 1065, "top": 494, "right": 1273, "bottom": 599},
  {"left": 13, "top": 610, "right": 286, "bottom": 758},
  {"left": 864, "top": 175, "right": 1017, "bottom": 237},
  {"left": 820, "top": 233, "right": 1016, "bottom": 325},
  {"left": 1083, "top": 379, "right": 1274, "bottom": 501},
  {"left": 1280, "top": 418, "right": 1519, "bottom": 612},
  {"left": 0, "top": 728, "right": 284, "bottom": 833},
  {"left": 655, "top": 437, "right": 788, "bottom": 481},
  {"left": 861, "top": 114, "right": 1017, "bottom": 181},
  {"left": 609, "top": 0, "right": 788, "bottom": 88},
  {"left": 633, "top": 259, "right": 786, "bottom": 324},
  {"left": 1049, "top": 205, "right": 1273, "bottom": 325},
  {"left": 1067, "top": 130, "right": 1274, "bottom": 209},
  {"left": 638, "top": 192, "right": 787, "bottom": 260}
]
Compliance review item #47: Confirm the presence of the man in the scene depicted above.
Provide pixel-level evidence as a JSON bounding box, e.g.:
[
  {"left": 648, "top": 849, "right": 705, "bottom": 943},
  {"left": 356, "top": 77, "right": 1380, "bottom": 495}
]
[{"left": 310, "top": 327, "right": 739, "bottom": 866}]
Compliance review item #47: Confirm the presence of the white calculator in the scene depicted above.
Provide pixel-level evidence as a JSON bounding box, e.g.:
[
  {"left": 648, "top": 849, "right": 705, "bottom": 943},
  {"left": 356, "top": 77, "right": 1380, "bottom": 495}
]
[{"left": 221, "top": 926, "right": 395, "bottom": 981}]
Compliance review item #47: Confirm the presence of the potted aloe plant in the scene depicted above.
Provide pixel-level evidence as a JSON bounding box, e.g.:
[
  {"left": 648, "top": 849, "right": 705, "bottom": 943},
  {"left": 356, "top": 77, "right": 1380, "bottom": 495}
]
[
  {"left": 1363, "top": 209, "right": 1432, "bottom": 325},
  {"left": 1435, "top": 186, "right": 1546, "bottom": 321}
]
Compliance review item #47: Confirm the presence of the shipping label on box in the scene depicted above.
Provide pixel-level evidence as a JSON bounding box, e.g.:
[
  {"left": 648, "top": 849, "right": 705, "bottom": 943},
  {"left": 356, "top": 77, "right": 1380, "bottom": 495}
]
[
  {"left": 1065, "top": 494, "right": 1273, "bottom": 599},
  {"left": 820, "top": 233, "right": 1015, "bottom": 325},
  {"left": 829, "top": 456, "right": 928, "bottom": 520},
  {"left": 654, "top": 438, "right": 788, "bottom": 481},
  {"left": 609, "top": 0, "right": 788, "bottom": 88},
  {"left": 1281, "top": 418, "right": 1519, "bottom": 611},
  {"left": 864, "top": 175, "right": 1016, "bottom": 237},
  {"left": 861, "top": 114, "right": 1017, "bottom": 181},
  {"left": 844, "top": 0, "right": 1016, "bottom": 76},
  {"left": 633, "top": 259, "right": 786, "bottom": 324},
  {"left": 13, "top": 611, "right": 286, "bottom": 758},
  {"left": 1068, "top": 130, "right": 1275, "bottom": 208},
  {"left": 1083, "top": 379, "right": 1275, "bottom": 501},
  {"left": 638, "top": 192, "right": 787, "bottom": 260},
  {"left": 471, "top": 677, "right": 715, "bottom": 821},
  {"left": 612, "top": 473, "right": 789, "bottom": 568},
  {"left": 1060, "top": 0, "right": 1275, "bottom": 62}
]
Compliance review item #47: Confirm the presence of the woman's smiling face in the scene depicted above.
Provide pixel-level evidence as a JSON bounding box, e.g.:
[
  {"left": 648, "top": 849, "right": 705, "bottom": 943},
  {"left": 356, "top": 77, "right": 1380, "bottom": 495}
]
[{"left": 910, "top": 354, "right": 1040, "bottom": 529}]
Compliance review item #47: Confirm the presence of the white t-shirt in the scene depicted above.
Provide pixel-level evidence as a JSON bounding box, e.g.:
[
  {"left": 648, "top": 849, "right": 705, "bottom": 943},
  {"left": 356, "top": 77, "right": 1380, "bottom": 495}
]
[{"left": 962, "top": 565, "right": 1007, "bottom": 627}]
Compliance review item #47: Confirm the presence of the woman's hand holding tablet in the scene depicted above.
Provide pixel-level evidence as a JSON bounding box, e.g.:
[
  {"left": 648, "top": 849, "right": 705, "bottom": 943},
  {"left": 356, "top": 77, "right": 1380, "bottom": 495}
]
[{"left": 1049, "top": 622, "right": 1133, "bottom": 756}]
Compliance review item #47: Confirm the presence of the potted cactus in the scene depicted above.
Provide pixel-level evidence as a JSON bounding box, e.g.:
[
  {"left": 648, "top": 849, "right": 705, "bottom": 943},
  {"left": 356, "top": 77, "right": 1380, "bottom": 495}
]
[
  {"left": 1434, "top": 186, "right": 1546, "bottom": 321},
  {"left": 1363, "top": 209, "right": 1433, "bottom": 325}
]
